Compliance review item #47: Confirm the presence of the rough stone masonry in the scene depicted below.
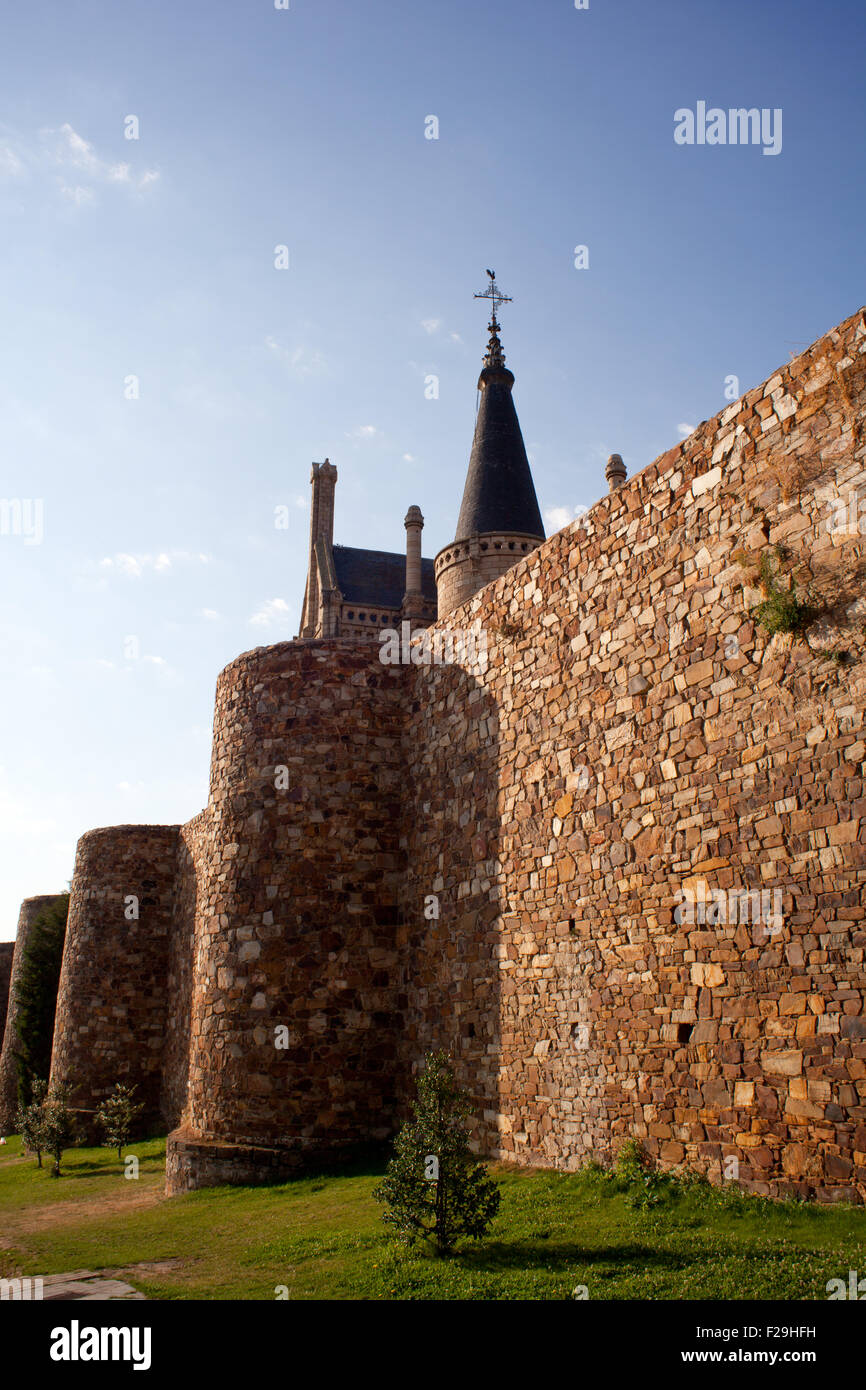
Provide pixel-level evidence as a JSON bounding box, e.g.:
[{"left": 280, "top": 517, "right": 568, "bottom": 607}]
[{"left": 2, "top": 305, "right": 864, "bottom": 1200}]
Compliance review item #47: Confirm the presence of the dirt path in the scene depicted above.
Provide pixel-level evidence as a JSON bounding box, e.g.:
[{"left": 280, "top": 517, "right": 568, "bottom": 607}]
[{"left": 0, "top": 1184, "right": 166, "bottom": 1239}]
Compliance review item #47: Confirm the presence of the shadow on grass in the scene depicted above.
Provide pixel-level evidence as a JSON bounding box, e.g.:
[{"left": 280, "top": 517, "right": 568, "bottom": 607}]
[
  {"left": 15, "top": 1151, "right": 165, "bottom": 1183},
  {"left": 455, "top": 1240, "right": 697, "bottom": 1275},
  {"left": 58, "top": 1159, "right": 130, "bottom": 1179},
  {"left": 199, "top": 1158, "right": 390, "bottom": 1201}
]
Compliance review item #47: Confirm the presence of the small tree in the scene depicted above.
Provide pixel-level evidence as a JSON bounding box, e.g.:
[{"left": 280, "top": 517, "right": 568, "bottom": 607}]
[
  {"left": 373, "top": 1050, "right": 501, "bottom": 1255},
  {"left": 95, "top": 1083, "right": 144, "bottom": 1160},
  {"left": 14, "top": 1078, "right": 49, "bottom": 1168},
  {"left": 41, "top": 1082, "right": 77, "bottom": 1178}
]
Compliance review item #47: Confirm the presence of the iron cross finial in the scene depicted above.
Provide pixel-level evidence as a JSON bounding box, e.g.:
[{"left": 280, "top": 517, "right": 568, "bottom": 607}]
[{"left": 474, "top": 271, "right": 512, "bottom": 334}]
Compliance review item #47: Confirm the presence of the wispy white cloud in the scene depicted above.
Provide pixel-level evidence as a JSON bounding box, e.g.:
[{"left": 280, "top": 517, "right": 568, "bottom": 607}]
[
  {"left": 87, "top": 652, "right": 178, "bottom": 682},
  {"left": 420, "top": 318, "right": 462, "bottom": 346},
  {"left": 0, "top": 122, "right": 160, "bottom": 203},
  {"left": 544, "top": 504, "right": 591, "bottom": 533},
  {"left": 0, "top": 144, "right": 24, "bottom": 177},
  {"left": 249, "top": 597, "right": 291, "bottom": 628},
  {"left": 678, "top": 422, "right": 696, "bottom": 438},
  {"left": 100, "top": 553, "right": 167, "bottom": 577},
  {"left": 346, "top": 424, "right": 380, "bottom": 441},
  {"left": 52, "top": 123, "right": 101, "bottom": 173},
  {"left": 545, "top": 506, "right": 573, "bottom": 532},
  {"left": 60, "top": 183, "right": 95, "bottom": 206},
  {"left": 47, "top": 122, "right": 159, "bottom": 194},
  {"left": 265, "top": 335, "right": 327, "bottom": 376},
  {"left": 403, "top": 453, "right": 415, "bottom": 463},
  {"left": 98, "top": 550, "right": 210, "bottom": 578},
  {"left": 200, "top": 608, "right": 220, "bottom": 621},
  {"left": 172, "top": 380, "right": 263, "bottom": 422}
]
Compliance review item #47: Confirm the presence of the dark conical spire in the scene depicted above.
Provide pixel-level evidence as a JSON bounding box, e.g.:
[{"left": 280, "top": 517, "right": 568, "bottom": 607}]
[{"left": 454, "top": 318, "right": 545, "bottom": 541}]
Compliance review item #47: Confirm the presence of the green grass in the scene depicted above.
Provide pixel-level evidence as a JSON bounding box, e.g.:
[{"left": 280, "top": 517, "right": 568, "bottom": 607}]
[{"left": 1, "top": 1134, "right": 864, "bottom": 1300}]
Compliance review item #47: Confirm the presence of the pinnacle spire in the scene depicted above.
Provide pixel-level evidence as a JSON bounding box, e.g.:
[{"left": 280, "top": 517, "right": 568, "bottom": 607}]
[{"left": 452, "top": 275, "right": 545, "bottom": 541}]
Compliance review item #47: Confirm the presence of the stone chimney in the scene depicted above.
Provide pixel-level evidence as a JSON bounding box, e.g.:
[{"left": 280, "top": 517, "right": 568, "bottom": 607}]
[
  {"left": 606, "top": 453, "right": 627, "bottom": 491},
  {"left": 402, "top": 505, "right": 425, "bottom": 618}
]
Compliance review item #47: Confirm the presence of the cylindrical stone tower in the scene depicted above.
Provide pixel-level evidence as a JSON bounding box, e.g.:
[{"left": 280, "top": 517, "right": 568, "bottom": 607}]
[
  {"left": 165, "top": 639, "right": 409, "bottom": 1193},
  {"left": 0, "top": 896, "right": 62, "bottom": 1132},
  {"left": 50, "top": 825, "right": 181, "bottom": 1136}
]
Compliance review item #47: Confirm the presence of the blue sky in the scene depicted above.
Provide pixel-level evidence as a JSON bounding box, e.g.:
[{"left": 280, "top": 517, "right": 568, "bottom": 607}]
[{"left": 1, "top": 0, "right": 864, "bottom": 938}]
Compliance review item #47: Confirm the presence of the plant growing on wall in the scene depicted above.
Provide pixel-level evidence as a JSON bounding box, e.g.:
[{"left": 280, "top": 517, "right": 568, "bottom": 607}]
[
  {"left": 735, "top": 547, "right": 815, "bottom": 639},
  {"left": 373, "top": 1050, "right": 501, "bottom": 1255},
  {"left": 12, "top": 893, "right": 69, "bottom": 1111},
  {"left": 95, "top": 1083, "right": 145, "bottom": 1160},
  {"left": 492, "top": 617, "right": 522, "bottom": 643}
]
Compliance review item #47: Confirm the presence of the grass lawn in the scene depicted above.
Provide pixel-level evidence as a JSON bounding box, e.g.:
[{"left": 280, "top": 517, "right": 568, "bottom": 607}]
[{"left": 0, "top": 1133, "right": 864, "bottom": 1300}]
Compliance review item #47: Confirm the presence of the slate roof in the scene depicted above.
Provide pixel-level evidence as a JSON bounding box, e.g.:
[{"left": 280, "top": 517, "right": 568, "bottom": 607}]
[
  {"left": 454, "top": 364, "right": 545, "bottom": 541},
  {"left": 331, "top": 545, "right": 436, "bottom": 609}
]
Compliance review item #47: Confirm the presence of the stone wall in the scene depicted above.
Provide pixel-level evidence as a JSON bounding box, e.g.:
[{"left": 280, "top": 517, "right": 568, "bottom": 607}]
[
  {"left": 39, "top": 304, "right": 866, "bottom": 1200},
  {"left": 50, "top": 826, "right": 180, "bottom": 1134},
  {"left": 0, "top": 897, "right": 61, "bottom": 1132},
  {"left": 402, "top": 305, "right": 866, "bottom": 1200},
  {"left": 165, "top": 641, "right": 409, "bottom": 1191}
]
